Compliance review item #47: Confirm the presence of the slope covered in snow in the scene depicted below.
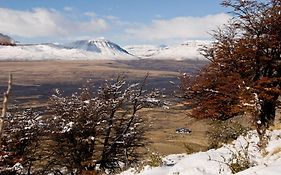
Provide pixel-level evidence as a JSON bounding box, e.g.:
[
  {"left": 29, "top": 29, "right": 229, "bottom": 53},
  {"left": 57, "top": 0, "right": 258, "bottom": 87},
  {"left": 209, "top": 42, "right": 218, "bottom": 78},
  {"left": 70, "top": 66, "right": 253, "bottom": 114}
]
[
  {"left": 67, "top": 38, "right": 131, "bottom": 56},
  {"left": 120, "top": 130, "right": 281, "bottom": 175},
  {"left": 125, "top": 40, "right": 211, "bottom": 60},
  {"left": 0, "top": 39, "right": 211, "bottom": 61},
  {"left": 0, "top": 44, "right": 94, "bottom": 60},
  {"left": 0, "top": 39, "right": 134, "bottom": 60}
]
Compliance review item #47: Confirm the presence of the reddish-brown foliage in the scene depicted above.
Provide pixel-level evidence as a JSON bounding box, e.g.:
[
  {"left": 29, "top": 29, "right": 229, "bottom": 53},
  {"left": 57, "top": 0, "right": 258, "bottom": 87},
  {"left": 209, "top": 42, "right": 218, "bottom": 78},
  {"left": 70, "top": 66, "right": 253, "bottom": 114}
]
[{"left": 181, "top": 0, "right": 280, "bottom": 130}]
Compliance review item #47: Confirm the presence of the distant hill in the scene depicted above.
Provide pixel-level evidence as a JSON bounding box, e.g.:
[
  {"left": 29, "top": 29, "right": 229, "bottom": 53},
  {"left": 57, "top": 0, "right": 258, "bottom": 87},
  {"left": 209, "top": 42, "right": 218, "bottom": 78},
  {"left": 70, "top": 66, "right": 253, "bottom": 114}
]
[
  {"left": 125, "top": 40, "right": 211, "bottom": 60},
  {"left": 0, "top": 33, "right": 15, "bottom": 46},
  {"left": 66, "top": 38, "right": 131, "bottom": 57}
]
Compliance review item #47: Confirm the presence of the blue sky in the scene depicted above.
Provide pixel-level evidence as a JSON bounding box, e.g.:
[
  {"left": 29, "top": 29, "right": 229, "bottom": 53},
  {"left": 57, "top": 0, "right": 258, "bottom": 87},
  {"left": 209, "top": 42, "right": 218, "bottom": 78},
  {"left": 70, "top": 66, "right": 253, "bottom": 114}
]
[{"left": 0, "top": 0, "right": 231, "bottom": 45}]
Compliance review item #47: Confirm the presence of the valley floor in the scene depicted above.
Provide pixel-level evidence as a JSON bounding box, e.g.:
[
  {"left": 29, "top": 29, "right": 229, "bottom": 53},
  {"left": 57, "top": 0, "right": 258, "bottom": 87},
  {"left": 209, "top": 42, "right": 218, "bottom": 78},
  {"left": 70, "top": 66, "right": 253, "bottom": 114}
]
[{"left": 0, "top": 60, "right": 209, "bottom": 155}]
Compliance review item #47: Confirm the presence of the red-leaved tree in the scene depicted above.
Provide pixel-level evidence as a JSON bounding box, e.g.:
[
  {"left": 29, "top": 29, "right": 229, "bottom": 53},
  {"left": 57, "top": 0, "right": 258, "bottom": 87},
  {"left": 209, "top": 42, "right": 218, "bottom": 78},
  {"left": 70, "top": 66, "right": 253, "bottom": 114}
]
[{"left": 181, "top": 0, "right": 281, "bottom": 139}]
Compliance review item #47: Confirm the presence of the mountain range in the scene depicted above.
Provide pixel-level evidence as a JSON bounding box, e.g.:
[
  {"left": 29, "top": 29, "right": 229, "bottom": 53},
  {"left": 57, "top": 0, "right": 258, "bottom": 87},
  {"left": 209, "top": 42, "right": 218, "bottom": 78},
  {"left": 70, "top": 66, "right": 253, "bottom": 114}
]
[
  {"left": 0, "top": 35, "right": 210, "bottom": 60},
  {"left": 125, "top": 40, "right": 210, "bottom": 60}
]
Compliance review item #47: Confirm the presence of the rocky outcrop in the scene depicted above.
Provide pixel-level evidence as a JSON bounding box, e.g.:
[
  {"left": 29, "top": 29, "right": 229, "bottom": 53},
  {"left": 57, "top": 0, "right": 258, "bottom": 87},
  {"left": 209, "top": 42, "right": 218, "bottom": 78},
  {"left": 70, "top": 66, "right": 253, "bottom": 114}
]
[{"left": 0, "top": 33, "right": 15, "bottom": 46}]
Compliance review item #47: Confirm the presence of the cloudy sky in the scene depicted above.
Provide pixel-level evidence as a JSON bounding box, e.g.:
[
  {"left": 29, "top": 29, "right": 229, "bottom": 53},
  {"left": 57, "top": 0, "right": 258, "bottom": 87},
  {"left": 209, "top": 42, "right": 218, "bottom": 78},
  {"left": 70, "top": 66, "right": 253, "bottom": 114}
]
[{"left": 0, "top": 0, "right": 231, "bottom": 45}]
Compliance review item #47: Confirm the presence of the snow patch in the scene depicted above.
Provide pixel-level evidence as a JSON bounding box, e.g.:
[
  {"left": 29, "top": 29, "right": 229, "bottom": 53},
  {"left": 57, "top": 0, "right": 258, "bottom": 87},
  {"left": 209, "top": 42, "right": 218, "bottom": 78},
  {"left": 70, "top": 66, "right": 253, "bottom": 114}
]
[{"left": 120, "top": 130, "right": 281, "bottom": 175}]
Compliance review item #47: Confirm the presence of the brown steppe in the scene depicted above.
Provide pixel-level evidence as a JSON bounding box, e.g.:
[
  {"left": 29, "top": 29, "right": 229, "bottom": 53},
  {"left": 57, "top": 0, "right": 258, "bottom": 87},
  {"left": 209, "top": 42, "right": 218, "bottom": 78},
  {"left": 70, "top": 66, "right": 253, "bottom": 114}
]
[{"left": 0, "top": 60, "right": 186, "bottom": 84}]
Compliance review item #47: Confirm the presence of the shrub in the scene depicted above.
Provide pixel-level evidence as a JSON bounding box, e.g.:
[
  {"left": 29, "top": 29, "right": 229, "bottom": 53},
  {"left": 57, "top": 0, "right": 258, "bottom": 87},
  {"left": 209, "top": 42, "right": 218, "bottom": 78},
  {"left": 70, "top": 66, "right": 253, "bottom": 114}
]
[
  {"left": 207, "top": 119, "right": 249, "bottom": 149},
  {"left": 226, "top": 144, "right": 252, "bottom": 174},
  {"left": 0, "top": 108, "right": 44, "bottom": 174},
  {"left": 208, "top": 141, "right": 254, "bottom": 174},
  {"left": 134, "top": 151, "right": 163, "bottom": 173},
  {"left": 44, "top": 76, "right": 158, "bottom": 174}
]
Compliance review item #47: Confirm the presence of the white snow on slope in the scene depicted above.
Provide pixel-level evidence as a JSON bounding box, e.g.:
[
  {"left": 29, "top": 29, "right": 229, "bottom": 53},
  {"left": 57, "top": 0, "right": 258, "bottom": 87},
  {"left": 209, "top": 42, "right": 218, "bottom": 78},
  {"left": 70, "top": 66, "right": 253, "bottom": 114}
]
[
  {"left": 120, "top": 130, "right": 281, "bottom": 175},
  {"left": 125, "top": 40, "right": 210, "bottom": 60},
  {"left": 67, "top": 38, "right": 131, "bottom": 56},
  {"left": 0, "top": 39, "right": 135, "bottom": 60},
  {"left": 0, "top": 39, "right": 210, "bottom": 61}
]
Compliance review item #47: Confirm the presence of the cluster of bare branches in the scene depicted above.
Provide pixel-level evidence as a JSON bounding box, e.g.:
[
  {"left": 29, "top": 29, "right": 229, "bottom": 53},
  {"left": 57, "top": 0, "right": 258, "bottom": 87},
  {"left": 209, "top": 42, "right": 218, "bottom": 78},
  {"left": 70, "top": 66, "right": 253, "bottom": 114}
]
[{"left": 0, "top": 75, "right": 158, "bottom": 174}]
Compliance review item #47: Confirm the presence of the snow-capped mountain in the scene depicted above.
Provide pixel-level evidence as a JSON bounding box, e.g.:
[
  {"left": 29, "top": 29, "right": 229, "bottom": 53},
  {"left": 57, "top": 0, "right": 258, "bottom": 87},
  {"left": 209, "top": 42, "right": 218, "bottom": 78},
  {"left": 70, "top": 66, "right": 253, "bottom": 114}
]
[
  {"left": 66, "top": 38, "right": 131, "bottom": 56},
  {"left": 0, "top": 38, "right": 134, "bottom": 60},
  {"left": 125, "top": 40, "right": 211, "bottom": 60}
]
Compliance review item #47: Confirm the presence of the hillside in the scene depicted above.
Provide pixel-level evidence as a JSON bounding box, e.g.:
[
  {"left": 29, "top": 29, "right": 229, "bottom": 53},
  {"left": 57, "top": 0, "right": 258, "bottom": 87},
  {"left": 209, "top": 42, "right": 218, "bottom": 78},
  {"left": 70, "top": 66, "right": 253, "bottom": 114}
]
[
  {"left": 0, "top": 33, "right": 15, "bottom": 46},
  {"left": 120, "top": 129, "right": 281, "bottom": 175}
]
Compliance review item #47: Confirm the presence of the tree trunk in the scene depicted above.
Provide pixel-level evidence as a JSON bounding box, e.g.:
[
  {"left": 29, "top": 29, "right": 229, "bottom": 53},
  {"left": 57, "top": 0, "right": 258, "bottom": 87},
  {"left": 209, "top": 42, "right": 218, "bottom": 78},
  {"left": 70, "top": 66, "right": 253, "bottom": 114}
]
[
  {"left": 0, "top": 74, "right": 12, "bottom": 140},
  {"left": 257, "top": 96, "right": 278, "bottom": 145},
  {"left": 259, "top": 99, "right": 277, "bottom": 127}
]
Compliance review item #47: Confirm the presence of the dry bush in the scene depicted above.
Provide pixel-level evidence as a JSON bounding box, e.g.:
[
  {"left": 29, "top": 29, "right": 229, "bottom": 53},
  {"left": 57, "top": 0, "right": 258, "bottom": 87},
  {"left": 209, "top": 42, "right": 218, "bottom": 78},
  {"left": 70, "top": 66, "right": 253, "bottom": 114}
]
[
  {"left": 207, "top": 120, "right": 249, "bottom": 149},
  {"left": 0, "top": 75, "right": 159, "bottom": 174},
  {"left": 134, "top": 151, "right": 163, "bottom": 173},
  {"left": 209, "top": 140, "right": 254, "bottom": 174},
  {"left": 43, "top": 76, "right": 158, "bottom": 174},
  {"left": 0, "top": 107, "right": 46, "bottom": 175}
]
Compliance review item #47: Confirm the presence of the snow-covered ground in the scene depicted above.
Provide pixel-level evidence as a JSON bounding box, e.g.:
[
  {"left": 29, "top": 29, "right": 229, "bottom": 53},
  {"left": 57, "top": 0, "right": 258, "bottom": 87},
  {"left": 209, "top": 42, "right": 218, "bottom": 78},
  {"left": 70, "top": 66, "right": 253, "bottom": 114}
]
[{"left": 120, "top": 130, "right": 281, "bottom": 175}]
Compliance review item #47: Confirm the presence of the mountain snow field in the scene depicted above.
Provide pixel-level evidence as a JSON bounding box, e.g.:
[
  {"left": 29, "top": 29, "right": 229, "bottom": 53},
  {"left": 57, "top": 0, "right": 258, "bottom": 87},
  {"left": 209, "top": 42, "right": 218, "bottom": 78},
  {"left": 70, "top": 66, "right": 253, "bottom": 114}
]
[
  {"left": 0, "top": 39, "right": 135, "bottom": 60},
  {"left": 120, "top": 130, "right": 281, "bottom": 175},
  {"left": 125, "top": 40, "right": 211, "bottom": 60},
  {"left": 0, "top": 38, "right": 210, "bottom": 61}
]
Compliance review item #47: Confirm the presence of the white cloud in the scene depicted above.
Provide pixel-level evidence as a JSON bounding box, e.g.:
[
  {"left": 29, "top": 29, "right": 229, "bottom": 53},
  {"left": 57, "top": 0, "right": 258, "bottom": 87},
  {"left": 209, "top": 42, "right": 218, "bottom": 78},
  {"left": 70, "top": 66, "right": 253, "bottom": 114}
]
[
  {"left": 0, "top": 7, "right": 231, "bottom": 44},
  {"left": 124, "top": 13, "right": 231, "bottom": 41},
  {"left": 63, "top": 6, "right": 73, "bottom": 12},
  {"left": 0, "top": 8, "right": 109, "bottom": 38},
  {"left": 84, "top": 12, "right": 97, "bottom": 17}
]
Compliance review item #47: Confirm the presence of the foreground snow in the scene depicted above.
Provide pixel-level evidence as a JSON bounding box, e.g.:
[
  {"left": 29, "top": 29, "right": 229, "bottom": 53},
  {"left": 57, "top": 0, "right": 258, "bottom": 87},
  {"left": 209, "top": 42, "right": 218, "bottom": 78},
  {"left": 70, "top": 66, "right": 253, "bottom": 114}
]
[{"left": 120, "top": 130, "right": 281, "bottom": 175}]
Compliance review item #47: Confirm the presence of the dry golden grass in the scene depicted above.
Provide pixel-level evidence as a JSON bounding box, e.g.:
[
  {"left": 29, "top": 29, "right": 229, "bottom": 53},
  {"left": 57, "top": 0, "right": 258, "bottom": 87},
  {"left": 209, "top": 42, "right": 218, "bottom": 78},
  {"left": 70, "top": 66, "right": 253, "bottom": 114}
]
[
  {"left": 0, "top": 60, "right": 179, "bottom": 85},
  {"left": 269, "top": 146, "right": 281, "bottom": 156},
  {"left": 140, "top": 107, "right": 209, "bottom": 154}
]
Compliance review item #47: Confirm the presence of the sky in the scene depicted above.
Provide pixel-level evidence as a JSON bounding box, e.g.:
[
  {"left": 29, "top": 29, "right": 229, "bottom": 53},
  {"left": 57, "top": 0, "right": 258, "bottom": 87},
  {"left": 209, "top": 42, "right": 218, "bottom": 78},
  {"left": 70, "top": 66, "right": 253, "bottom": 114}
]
[{"left": 0, "top": 0, "right": 231, "bottom": 46}]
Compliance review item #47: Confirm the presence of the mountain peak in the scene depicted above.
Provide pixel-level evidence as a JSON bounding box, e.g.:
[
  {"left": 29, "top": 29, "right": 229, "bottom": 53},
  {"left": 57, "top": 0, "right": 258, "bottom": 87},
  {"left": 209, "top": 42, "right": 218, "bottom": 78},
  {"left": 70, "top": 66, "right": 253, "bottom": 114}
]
[
  {"left": 88, "top": 37, "right": 109, "bottom": 43},
  {"left": 68, "top": 38, "right": 130, "bottom": 56}
]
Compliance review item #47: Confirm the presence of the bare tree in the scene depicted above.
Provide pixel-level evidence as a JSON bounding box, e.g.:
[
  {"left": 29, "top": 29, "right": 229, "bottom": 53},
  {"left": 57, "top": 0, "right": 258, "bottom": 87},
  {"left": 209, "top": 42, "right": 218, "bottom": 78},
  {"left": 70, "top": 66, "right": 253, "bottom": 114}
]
[
  {"left": 45, "top": 76, "right": 157, "bottom": 174},
  {"left": 0, "top": 74, "right": 12, "bottom": 139}
]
